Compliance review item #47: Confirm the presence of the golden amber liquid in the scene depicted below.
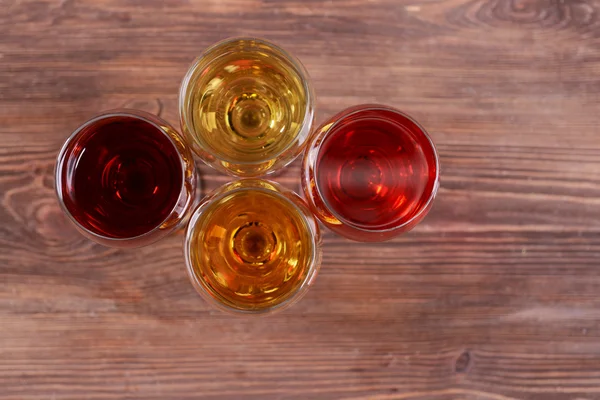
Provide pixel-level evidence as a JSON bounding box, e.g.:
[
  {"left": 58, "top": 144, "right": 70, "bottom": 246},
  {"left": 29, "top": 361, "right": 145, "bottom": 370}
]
[
  {"left": 187, "top": 188, "right": 315, "bottom": 311},
  {"left": 185, "top": 42, "right": 308, "bottom": 164}
]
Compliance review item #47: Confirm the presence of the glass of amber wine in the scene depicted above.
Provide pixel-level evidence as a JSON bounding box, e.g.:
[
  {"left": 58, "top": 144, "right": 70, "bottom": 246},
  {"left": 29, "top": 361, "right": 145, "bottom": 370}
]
[
  {"left": 302, "top": 104, "right": 439, "bottom": 242},
  {"left": 55, "top": 109, "right": 197, "bottom": 248},
  {"left": 179, "top": 37, "right": 314, "bottom": 177},
  {"left": 185, "top": 179, "right": 321, "bottom": 315}
]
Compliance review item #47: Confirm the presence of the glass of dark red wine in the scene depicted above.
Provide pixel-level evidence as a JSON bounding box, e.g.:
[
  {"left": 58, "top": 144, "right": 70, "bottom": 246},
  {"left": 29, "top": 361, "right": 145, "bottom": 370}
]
[
  {"left": 55, "top": 109, "right": 197, "bottom": 248},
  {"left": 302, "top": 104, "right": 439, "bottom": 242}
]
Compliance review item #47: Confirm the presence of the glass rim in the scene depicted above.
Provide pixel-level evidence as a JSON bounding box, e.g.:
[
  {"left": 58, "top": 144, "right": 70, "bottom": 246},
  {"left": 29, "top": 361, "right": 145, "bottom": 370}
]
[
  {"left": 311, "top": 104, "right": 440, "bottom": 234},
  {"left": 183, "top": 179, "right": 320, "bottom": 315},
  {"left": 54, "top": 109, "right": 191, "bottom": 243},
  {"left": 178, "top": 36, "right": 315, "bottom": 166}
]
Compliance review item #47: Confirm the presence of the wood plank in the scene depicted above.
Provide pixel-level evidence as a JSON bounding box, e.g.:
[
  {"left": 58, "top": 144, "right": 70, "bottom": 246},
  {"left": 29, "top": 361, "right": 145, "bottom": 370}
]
[{"left": 1, "top": 0, "right": 600, "bottom": 398}]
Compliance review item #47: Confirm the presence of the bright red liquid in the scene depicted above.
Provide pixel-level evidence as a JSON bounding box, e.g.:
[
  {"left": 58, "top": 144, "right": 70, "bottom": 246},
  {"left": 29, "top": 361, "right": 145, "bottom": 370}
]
[
  {"left": 316, "top": 108, "right": 437, "bottom": 231},
  {"left": 59, "top": 115, "right": 183, "bottom": 238}
]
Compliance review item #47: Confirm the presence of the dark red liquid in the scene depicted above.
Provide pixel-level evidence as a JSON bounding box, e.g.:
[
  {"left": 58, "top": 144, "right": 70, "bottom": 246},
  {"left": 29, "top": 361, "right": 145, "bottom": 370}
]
[
  {"left": 316, "top": 108, "right": 438, "bottom": 230},
  {"left": 59, "top": 115, "right": 183, "bottom": 238}
]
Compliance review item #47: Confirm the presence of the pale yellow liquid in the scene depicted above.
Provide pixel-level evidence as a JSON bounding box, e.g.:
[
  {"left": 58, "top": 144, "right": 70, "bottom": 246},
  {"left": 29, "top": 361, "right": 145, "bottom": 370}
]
[
  {"left": 187, "top": 189, "right": 315, "bottom": 311},
  {"left": 186, "top": 43, "right": 308, "bottom": 163}
]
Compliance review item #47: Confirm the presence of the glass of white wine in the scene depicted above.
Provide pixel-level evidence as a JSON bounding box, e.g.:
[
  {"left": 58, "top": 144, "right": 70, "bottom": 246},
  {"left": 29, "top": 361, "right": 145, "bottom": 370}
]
[
  {"left": 184, "top": 179, "right": 322, "bottom": 315},
  {"left": 179, "top": 37, "right": 315, "bottom": 177}
]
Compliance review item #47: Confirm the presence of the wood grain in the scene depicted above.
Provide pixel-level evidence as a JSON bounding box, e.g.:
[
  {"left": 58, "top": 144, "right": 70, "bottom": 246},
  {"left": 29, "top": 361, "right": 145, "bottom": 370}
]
[{"left": 2, "top": 0, "right": 600, "bottom": 398}]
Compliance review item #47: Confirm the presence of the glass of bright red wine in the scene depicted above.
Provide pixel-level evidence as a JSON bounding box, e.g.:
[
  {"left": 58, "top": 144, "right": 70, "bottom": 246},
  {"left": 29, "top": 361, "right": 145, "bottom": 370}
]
[
  {"left": 55, "top": 109, "right": 197, "bottom": 248},
  {"left": 302, "top": 104, "right": 439, "bottom": 242}
]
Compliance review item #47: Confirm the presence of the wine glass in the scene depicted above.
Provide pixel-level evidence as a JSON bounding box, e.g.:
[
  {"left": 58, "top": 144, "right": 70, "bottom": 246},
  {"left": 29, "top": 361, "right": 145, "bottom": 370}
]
[
  {"left": 184, "top": 179, "right": 321, "bottom": 315},
  {"left": 55, "top": 109, "right": 197, "bottom": 248},
  {"left": 302, "top": 104, "right": 439, "bottom": 242},
  {"left": 179, "top": 37, "right": 314, "bottom": 177}
]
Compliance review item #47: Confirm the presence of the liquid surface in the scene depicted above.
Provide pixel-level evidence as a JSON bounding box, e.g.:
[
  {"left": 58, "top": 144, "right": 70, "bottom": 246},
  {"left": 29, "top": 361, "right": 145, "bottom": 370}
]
[
  {"left": 186, "top": 41, "right": 307, "bottom": 163},
  {"left": 316, "top": 110, "right": 437, "bottom": 229},
  {"left": 60, "top": 116, "right": 183, "bottom": 238},
  {"left": 187, "top": 189, "right": 314, "bottom": 311}
]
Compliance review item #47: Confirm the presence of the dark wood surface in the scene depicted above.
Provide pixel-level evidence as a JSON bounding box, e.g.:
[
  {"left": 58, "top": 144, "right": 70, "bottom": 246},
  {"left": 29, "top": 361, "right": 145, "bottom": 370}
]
[{"left": 2, "top": 0, "right": 600, "bottom": 398}]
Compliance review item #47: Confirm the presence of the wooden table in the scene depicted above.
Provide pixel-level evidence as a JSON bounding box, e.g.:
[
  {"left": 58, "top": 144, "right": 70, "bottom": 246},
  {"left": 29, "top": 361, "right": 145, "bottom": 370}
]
[{"left": 2, "top": 0, "right": 600, "bottom": 398}]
